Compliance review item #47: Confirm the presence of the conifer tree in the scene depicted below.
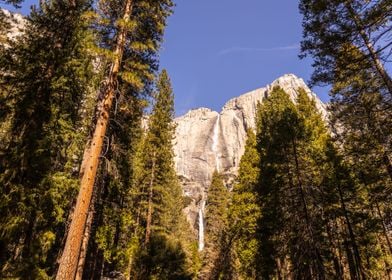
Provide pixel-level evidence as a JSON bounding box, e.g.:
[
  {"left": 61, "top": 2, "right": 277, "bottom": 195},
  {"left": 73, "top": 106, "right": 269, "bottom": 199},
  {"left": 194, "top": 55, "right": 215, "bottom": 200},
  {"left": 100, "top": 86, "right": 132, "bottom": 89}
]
[
  {"left": 57, "top": 0, "right": 173, "bottom": 278},
  {"left": 330, "top": 43, "right": 392, "bottom": 183},
  {"left": 138, "top": 70, "right": 182, "bottom": 242},
  {"left": 300, "top": 2, "right": 392, "bottom": 276},
  {"left": 296, "top": 88, "right": 365, "bottom": 279},
  {"left": 0, "top": 0, "right": 96, "bottom": 277},
  {"left": 328, "top": 44, "right": 392, "bottom": 279},
  {"left": 129, "top": 70, "right": 192, "bottom": 279},
  {"left": 252, "top": 86, "right": 390, "bottom": 279},
  {"left": 299, "top": 0, "right": 392, "bottom": 96},
  {"left": 199, "top": 171, "right": 229, "bottom": 279},
  {"left": 225, "top": 129, "right": 260, "bottom": 279},
  {"left": 79, "top": 0, "right": 174, "bottom": 275},
  {"left": 255, "top": 87, "right": 334, "bottom": 279},
  {"left": 80, "top": 91, "right": 146, "bottom": 279}
]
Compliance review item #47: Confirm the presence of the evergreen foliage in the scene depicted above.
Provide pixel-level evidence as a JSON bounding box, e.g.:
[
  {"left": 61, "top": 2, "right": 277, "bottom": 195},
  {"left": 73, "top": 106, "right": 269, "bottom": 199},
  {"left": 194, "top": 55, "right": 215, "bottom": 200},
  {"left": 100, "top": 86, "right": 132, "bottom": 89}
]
[
  {"left": 225, "top": 129, "right": 260, "bottom": 279},
  {"left": 299, "top": 0, "right": 392, "bottom": 97},
  {"left": 64, "top": 0, "right": 175, "bottom": 278},
  {"left": 251, "top": 86, "right": 392, "bottom": 279},
  {"left": 199, "top": 171, "right": 229, "bottom": 279},
  {"left": 0, "top": 1, "right": 391, "bottom": 279},
  {"left": 300, "top": 1, "right": 392, "bottom": 277},
  {"left": 255, "top": 87, "right": 327, "bottom": 279},
  {"left": 329, "top": 44, "right": 392, "bottom": 279},
  {"left": 82, "top": 90, "right": 146, "bottom": 279},
  {"left": 0, "top": 0, "right": 96, "bottom": 277},
  {"left": 128, "top": 70, "right": 193, "bottom": 279}
]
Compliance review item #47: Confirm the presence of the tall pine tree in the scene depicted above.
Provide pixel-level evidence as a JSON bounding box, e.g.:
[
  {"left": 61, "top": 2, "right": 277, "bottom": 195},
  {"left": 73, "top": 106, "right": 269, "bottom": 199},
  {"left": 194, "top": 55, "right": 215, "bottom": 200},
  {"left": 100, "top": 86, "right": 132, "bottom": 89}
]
[
  {"left": 129, "top": 70, "right": 192, "bottom": 279},
  {"left": 256, "top": 87, "right": 335, "bottom": 279},
  {"left": 57, "top": 0, "right": 174, "bottom": 278},
  {"left": 224, "top": 129, "right": 260, "bottom": 279},
  {"left": 0, "top": 0, "right": 97, "bottom": 277},
  {"left": 199, "top": 171, "right": 229, "bottom": 280},
  {"left": 329, "top": 44, "right": 392, "bottom": 279}
]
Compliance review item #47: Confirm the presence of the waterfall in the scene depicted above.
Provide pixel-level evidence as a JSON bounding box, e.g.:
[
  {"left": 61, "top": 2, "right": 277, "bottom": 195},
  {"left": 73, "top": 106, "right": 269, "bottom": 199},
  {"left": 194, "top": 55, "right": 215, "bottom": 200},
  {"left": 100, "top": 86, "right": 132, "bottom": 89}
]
[
  {"left": 212, "top": 115, "right": 221, "bottom": 172},
  {"left": 198, "top": 200, "right": 206, "bottom": 251},
  {"left": 198, "top": 115, "right": 220, "bottom": 251}
]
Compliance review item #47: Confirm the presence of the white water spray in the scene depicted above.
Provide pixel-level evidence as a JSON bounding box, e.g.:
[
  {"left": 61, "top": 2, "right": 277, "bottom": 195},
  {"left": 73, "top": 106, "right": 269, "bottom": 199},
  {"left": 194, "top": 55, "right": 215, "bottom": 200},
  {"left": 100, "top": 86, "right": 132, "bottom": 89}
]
[
  {"left": 212, "top": 115, "right": 221, "bottom": 172},
  {"left": 198, "top": 200, "right": 206, "bottom": 251}
]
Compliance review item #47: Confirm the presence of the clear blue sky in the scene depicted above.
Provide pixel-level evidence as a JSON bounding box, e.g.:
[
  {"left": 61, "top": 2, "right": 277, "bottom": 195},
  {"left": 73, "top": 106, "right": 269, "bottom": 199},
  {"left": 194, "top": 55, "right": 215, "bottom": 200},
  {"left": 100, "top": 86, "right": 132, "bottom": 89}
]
[
  {"left": 2, "top": 0, "right": 330, "bottom": 116},
  {"left": 160, "top": 0, "right": 330, "bottom": 115}
]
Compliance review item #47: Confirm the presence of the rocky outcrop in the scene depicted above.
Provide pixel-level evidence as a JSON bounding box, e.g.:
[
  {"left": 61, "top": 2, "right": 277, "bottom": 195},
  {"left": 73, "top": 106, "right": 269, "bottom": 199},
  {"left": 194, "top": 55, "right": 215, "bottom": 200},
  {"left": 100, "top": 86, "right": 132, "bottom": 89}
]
[{"left": 173, "top": 74, "right": 327, "bottom": 238}]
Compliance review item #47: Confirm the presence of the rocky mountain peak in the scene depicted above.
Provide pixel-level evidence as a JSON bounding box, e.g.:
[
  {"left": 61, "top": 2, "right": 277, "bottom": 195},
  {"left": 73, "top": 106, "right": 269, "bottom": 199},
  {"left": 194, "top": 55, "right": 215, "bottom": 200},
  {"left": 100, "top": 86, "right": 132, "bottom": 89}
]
[{"left": 174, "top": 74, "right": 327, "bottom": 238}]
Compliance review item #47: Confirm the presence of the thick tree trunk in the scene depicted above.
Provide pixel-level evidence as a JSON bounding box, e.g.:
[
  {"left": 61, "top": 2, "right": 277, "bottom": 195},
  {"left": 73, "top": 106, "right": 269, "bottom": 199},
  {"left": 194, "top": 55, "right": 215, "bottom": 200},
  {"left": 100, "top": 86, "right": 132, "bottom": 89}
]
[
  {"left": 145, "top": 154, "right": 156, "bottom": 245},
  {"left": 345, "top": 2, "right": 392, "bottom": 97},
  {"left": 82, "top": 170, "right": 107, "bottom": 280},
  {"left": 74, "top": 196, "right": 95, "bottom": 280},
  {"left": 56, "top": 1, "right": 133, "bottom": 279}
]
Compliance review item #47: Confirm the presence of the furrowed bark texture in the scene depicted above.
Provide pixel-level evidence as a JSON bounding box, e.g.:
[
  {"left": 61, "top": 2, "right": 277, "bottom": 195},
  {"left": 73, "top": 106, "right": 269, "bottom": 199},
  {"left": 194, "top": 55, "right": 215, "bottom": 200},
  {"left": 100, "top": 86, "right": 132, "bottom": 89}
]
[{"left": 56, "top": 1, "right": 133, "bottom": 278}]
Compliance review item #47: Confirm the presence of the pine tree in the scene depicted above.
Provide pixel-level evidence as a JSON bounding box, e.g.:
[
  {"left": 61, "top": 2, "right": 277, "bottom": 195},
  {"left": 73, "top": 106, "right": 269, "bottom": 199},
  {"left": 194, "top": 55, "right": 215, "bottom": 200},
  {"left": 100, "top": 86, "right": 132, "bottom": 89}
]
[
  {"left": 55, "top": 0, "right": 135, "bottom": 276},
  {"left": 57, "top": 0, "right": 174, "bottom": 278},
  {"left": 299, "top": 0, "right": 392, "bottom": 96},
  {"left": 330, "top": 43, "right": 392, "bottom": 188},
  {"left": 328, "top": 44, "right": 392, "bottom": 279},
  {"left": 136, "top": 70, "right": 182, "bottom": 242},
  {"left": 300, "top": 2, "right": 392, "bottom": 276},
  {"left": 80, "top": 91, "right": 146, "bottom": 279},
  {"left": 296, "top": 88, "right": 365, "bottom": 279},
  {"left": 0, "top": 0, "right": 96, "bottom": 277},
  {"left": 199, "top": 171, "right": 229, "bottom": 279},
  {"left": 129, "top": 70, "right": 192, "bottom": 279},
  {"left": 79, "top": 0, "right": 175, "bottom": 275},
  {"left": 252, "top": 86, "right": 390, "bottom": 279},
  {"left": 255, "top": 87, "right": 334, "bottom": 279},
  {"left": 225, "top": 129, "right": 260, "bottom": 279},
  {"left": 304, "top": 86, "right": 391, "bottom": 279}
]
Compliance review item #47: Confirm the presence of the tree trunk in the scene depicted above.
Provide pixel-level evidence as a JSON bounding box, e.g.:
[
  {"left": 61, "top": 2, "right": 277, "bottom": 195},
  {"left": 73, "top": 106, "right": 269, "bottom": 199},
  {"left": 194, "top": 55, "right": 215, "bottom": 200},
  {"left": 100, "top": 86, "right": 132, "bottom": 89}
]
[
  {"left": 75, "top": 194, "right": 95, "bottom": 280},
  {"left": 335, "top": 182, "right": 365, "bottom": 280},
  {"left": 377, "top": 233, "right": 392, "bottom": 280},
  {"left": 291, "top": 138, "right": 325, "bottom": 279},
  {"left": 375, "top": 201, "right": 392, "bottom": 255},
  {"left": 345, "top": 1, "right": 392, "bottom": 97},
  {"left": 145, "top": 154, "right": 156, "bottom": 245},
  {"left": 55, "top": 1, "right": 133, "bottom": 279},
  {"left": 383, "top": 152, "right": 392, "bottom": 182}
]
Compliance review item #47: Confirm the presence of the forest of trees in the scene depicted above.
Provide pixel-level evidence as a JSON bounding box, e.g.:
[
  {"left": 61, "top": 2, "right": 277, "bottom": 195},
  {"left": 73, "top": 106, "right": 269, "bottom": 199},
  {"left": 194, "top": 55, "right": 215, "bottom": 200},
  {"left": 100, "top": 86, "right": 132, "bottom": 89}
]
[{"left": 0, "top": 0, "right": 391, "bottom": 279}]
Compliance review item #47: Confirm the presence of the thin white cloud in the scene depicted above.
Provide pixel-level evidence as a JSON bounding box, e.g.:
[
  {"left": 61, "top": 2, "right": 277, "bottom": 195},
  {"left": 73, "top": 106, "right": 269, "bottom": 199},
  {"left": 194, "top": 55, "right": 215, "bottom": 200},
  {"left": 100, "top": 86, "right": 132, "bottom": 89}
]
[{"left": 218, "top": 43, "right": 300, "bottom": 56}]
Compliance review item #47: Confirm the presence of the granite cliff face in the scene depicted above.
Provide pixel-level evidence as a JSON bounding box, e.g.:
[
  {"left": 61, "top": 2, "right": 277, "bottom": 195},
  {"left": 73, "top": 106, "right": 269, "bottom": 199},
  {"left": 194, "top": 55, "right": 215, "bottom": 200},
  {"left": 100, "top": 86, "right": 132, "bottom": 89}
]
[{"left": 173, "top": 74, "right": 327, "bottom": 242}]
